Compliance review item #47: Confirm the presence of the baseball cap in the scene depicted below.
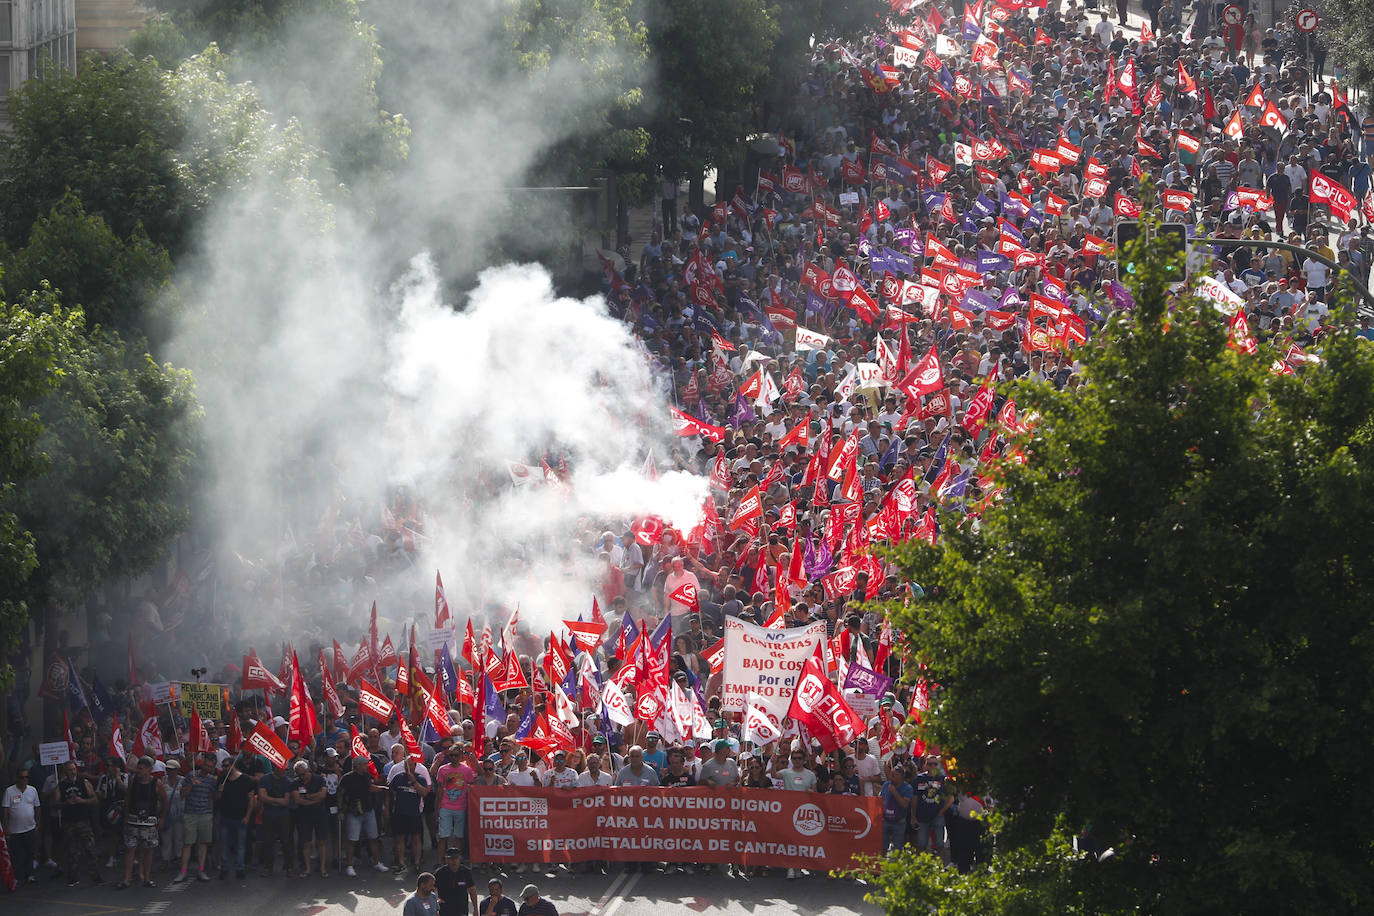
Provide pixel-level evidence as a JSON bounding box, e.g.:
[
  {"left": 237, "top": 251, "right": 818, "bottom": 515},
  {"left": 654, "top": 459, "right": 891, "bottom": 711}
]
[
  {"left": 714, "top": 739, "right": 731, "bottom": 751},
  {"left": 445, "top": 848, "right": 463, "bottom": 858},
  {"left": 521, "top": 885, "right": 540, "bottom": 900},
  {"left": 324, "top": 748, "right": 338, "bottom": 758},
  {"left": 270, "top": 716, "right": 288, "bottom": 728}
]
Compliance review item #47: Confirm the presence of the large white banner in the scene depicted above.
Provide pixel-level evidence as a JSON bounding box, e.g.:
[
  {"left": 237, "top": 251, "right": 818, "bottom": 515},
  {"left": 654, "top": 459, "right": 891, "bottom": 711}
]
[{"left": 722, "top": 617, "right": 825, "bottom": 717}]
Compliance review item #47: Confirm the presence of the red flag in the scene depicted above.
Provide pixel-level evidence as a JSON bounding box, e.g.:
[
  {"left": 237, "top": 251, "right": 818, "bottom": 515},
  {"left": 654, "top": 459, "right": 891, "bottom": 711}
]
[
  {"left": 787, "top": 653, "right": 863, "bottom": 752},
  {"left": 320, "top": 649, "right": 345, "bottom": 718},
  {"left": 132, "top": 715, "right": 163, "bottom": 760},
  {"left": 332, "top": 640, "right": 347, "bottom": 683},
  {"left": 345, "top": 639, "right": 374, "bottom": 685},
  {"left": 357, "top": 679, "right": 395, "bottom": 724},
  {"left": 186, "top": 707, "right": 211, "bottom": 755},
  {"left": 1114, "top": 192, "right": 1142, "bottom": 217},
  {"left": 728, "top": 485, "right": 763, "bottom": 530},
  {"left": 110, "top": 713, "right": 127, "bottom": 762},
  {"left": 417, "top": 681, "right": 453, "bottom": 739},
  {"left": 563, "top": 618, "right": 606, "bottom": 653},
  {"left": 1205, "top": 88, "right": 1218, "bottom": 121},
  {"left": 1243, "top": 83, "right": 1266, "bottom": 108},
  {"left": 348, "top": 725, "right": 378, "bottom": 777},
  {"left": 1311, "top": 172, "right": 1359, "bottom": 221},
  {"left": 62, "top": 709, "right": 77, "bottom": 762},
  {"left": 462, "top": 619, "right": 476, "bottom": 669},
  {"left": 398, "top": 718, "right": 424, "bottom": 763},
  {"left": 246, "top": 721, "right": 289, "bottom": 769},
  {"left": 435, "top": 571, "right": 451, "bottom": 628},
  {"left": 288, "top": 651, "right": 320, "bottom": 744},
  {"left": 1177, "top": 60, "right": 1197, "bottom": 93},
  {"left": 378, "top": 635, "right": 398, "bottom": 669},
  {"left": 899, "top": 345, "right": 944, "bottom": 399},
  {"left": 494, "top": 648, "right": 530, "bottom": 692}
]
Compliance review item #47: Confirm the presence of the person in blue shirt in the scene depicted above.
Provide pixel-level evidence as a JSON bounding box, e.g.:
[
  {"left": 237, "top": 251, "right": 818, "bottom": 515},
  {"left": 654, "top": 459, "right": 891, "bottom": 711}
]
[{"left": 880, "top": 766, "right": 915, "bottom": 852}]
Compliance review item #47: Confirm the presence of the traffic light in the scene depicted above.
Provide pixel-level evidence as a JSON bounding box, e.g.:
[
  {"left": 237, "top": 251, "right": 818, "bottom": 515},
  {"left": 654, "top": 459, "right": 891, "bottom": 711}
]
[
  {"left": 1116, "top": 221, "right": 1142, "bottom": 274},
  {"left": 1114, "top": 220, "right": 1188, "bottom": 279}
]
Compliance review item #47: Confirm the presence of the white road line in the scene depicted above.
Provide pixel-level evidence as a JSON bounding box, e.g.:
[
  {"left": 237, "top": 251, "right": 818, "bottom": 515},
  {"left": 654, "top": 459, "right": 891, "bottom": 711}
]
[
  {"left": 589, "top": 868, "right": 630, "bottom": 915},
  {"left": 599, "top": 871, "right": 641, "bottom": 916}
]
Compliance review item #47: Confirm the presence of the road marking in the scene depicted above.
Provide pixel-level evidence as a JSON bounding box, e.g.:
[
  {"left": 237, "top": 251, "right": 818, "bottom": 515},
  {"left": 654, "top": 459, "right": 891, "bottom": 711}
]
[
  {"left": 139, "top": 903, "right": 171, "bottom": 915},
  {"left": 33, "top": 903, "right": 136, "bottom": 916},
  {"left": 599, "top": 871, "right": 641, "bottom": 916},
  {"left": 589, "top": 869, "right": 630, "bottom": 915}
]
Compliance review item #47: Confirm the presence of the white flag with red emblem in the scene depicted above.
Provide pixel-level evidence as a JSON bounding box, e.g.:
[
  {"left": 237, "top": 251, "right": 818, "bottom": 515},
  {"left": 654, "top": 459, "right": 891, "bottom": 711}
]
[{"left": 743, "top": 692, "right": 781, "bottom": 746}]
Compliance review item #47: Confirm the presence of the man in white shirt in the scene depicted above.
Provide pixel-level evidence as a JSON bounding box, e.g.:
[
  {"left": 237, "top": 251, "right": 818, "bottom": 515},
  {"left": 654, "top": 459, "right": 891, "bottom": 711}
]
[
  {"left": 505, "top": 753, "right": 538, "bottom": 787},
  {"left": 852, "top": 738, "right": 884, "bottom": 796},
  {"left": 662, "top": 557, "right": 700, "bottom": 633},
  {"left": 3, "top": 767, "right": 41, "bottom": 883},
  {"left": 576, "top": 755, "right": 613, "bottom": 788}
]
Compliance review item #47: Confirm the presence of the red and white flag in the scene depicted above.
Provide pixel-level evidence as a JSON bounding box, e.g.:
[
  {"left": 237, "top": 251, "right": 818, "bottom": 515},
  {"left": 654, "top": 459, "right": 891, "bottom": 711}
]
[
  {"left": 743, "top": 692, "right": 781, "bottom": 746},
  {"left": 357, "top": 679, "right": 395, "bottom": 724},
  {"left": 1310, "top": 172, "right": 1358, "bottom": 222},
  {"left": 246, "top": 721, "right": 290, "bottom": 770},
  {"left": 787, "top": 653, "right": 863, "bottom": 752}
]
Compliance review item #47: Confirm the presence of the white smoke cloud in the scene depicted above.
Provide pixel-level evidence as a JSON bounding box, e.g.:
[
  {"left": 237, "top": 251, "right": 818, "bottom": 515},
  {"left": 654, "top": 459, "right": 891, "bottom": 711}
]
[{"left": 168, "top": 2, "right": 702, "bottom": 643}]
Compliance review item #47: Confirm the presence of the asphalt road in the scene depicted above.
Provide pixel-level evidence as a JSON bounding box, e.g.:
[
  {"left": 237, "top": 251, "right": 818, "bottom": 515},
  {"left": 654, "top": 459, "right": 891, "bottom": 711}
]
[{"left": 13, "top": 861, "right": 885, "bottom": 916}]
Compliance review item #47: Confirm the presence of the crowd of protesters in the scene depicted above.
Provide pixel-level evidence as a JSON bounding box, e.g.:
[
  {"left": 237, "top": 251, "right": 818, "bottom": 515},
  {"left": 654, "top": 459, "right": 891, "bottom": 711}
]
[{"left": 7, "top": 0, "right": 1374, "bottom": 901}]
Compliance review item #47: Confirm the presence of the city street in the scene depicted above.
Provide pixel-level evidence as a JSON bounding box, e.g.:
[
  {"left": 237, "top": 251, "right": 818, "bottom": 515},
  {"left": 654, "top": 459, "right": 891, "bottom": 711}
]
[{"left": 14, "top": 864, "right": 884, "bottom": 916}]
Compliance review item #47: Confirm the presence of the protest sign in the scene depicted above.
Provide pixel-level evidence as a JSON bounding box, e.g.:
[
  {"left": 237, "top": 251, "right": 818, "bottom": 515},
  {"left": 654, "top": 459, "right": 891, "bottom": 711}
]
[
  {"left": 469, "top": 786, "right": 879, "bottom": 871},
  {"left": 722, "top": 617, "right": 824, "bottom": 717},
  {"left": 178, "top": 682, "right": 226, "bottom": 720}
]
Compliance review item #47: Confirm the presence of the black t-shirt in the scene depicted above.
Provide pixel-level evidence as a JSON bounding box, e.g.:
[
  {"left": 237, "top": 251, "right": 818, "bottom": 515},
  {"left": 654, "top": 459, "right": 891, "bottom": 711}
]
[
  {"left": 259, "top": 771, "right": 293, "bottom": 818},
  {"left": 219, "top": 772, "right": 256, "bottom": 820},
  {"left": 294, "top": 772, "right": 325, "bottom": 812},
  {"left": 661, "top": 770, "right": 695, "bottom": 788},
  {"left": 434, "top": 863, "right": 475, "bottom": 916},
  {"left": 339, "top": 770, "right": 374, "bottom": 816},
  {"left": 59, "top": 776, "right": 96, "bottom": 825}
]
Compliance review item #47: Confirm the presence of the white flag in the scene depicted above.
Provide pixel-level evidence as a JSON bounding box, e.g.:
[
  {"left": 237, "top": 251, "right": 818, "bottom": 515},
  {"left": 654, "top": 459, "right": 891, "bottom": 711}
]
[
  {"left": 600, "top": 681, "right": 635, "bottom": 727},
  {"left": 795, "top": 326, "right": 831, "bottom": 351},
  {"left": 744, "top": 691, "right": 781, "bottom": 747}
]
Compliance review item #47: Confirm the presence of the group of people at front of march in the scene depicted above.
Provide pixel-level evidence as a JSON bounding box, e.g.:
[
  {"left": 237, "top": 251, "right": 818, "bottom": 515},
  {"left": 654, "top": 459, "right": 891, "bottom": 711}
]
[{"left": 4, "top": 689, "right": 984, "bottom": 904}]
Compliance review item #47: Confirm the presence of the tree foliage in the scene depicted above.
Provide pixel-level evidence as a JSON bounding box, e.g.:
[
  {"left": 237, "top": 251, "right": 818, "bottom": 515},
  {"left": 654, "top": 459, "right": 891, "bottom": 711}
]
[
  {"left": 10, "top": 311, "right": 202, "bottom": 614},
  {"left": 872, "top": 230, "right": 1374, "bottom": 914},
  {"left": 639, "top": 0, "right": 777, "bottom": 180},
  {"left": 0, "top": 193, "right": 175, "bottom": 341},
  {"left": 0, "top": 53, "right": 191, "bottom": 253},
  {"left": 0, "top": 295, "right": 87, "bottom": 688}
]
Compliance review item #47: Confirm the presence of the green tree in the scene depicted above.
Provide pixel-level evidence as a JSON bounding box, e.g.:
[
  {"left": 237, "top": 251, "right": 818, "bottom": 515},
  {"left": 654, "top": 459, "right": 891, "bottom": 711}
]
[
  {"left": 639, "top": 0, "right": 777, "bottom": 183},
  {"left": 0, "top": 294, "right": 86, "bottom": 688},
  {"left": 133, "top": 0, "right": 408, "bottom": 182},
  {"left": 0, "top": 53, "right": 191, "bottom": 252},
  {"left": 11, "top": 314, "right": 202, "bottom": 615},
  {"left": 871, "top": 231, "right": 1374, "bottom": 914},
  {"left": 0, "top": 48, "right": 326, "bottom": 264},
  {"left": 0, "top": 193, "right": 176, "bottom": 341}
]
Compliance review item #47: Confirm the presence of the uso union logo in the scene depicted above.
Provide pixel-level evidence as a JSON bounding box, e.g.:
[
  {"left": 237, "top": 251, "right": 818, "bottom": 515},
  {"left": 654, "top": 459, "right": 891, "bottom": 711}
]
[
  {"left": 484, "top": 834, "right": 515, "bottom": 856},
  {"left": 792, "top": 803, "right": 826, "bottom": 837}
]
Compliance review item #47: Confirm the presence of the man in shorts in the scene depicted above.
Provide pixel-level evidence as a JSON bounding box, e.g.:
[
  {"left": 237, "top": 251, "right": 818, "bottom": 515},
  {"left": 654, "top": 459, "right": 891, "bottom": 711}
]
[
  {"left": 177, "top": 753, "right": 216, "bottom": 881},
  {"left": 340, "top": 756, "right": 390, "bottom": 876},
  {"left": 293, "top": 760, "right": 330, "bottom": 877},
  {"left": 434, "top": 743, "right": 475, "bottom": 860},
  {"left": 388, "top": 753, "right": 431, "bottom": 872},
  {"left": 118, "top": 756, "right": 167, "bottom": 889}
]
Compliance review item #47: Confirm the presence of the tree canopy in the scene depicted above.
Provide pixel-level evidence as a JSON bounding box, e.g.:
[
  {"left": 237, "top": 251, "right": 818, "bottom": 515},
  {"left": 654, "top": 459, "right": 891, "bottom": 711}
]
[{"left": 868, "top": 230, "right": 1374, "bottom": 914}]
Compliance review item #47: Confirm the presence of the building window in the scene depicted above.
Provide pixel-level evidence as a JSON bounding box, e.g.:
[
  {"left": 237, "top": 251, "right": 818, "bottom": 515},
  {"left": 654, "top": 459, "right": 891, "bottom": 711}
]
[{"left": 1, "top": 0, "right": 13, "bottom": 43}]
